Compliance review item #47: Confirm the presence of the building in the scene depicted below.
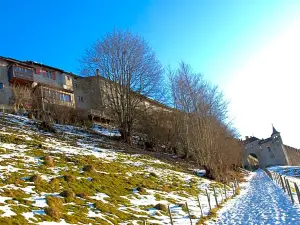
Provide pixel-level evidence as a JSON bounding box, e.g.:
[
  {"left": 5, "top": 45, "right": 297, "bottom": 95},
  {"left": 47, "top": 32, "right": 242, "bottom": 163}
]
[
  {"left": 73, "top": 69, "right": 172, "bottom": 123},
  {"left": 0, "top": 55, "right": 171, "bottom": 124},
  {"left": 73, "top": 71, "right": 111, "bottom": 122},
  {"left": 243, "top": 126, "right": 300, "bottom": 169},
  {"left": 0, "top": 56, "right": 75, "bottom": 112}
]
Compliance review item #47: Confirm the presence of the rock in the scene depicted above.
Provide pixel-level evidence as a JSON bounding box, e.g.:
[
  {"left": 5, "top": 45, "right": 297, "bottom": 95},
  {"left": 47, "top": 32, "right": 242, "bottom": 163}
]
[
  {"left": 38, "top": 121, "right": 56, "bottom": 133},
  {"left": 154, "top": 203, "right": 168, "bottom": 212}
]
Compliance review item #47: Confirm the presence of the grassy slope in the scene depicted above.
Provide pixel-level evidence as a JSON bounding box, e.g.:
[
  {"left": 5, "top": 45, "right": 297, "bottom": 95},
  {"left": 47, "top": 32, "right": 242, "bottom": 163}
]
[{"left": 0, "top": 113, "right": 234, "bottom": 225}]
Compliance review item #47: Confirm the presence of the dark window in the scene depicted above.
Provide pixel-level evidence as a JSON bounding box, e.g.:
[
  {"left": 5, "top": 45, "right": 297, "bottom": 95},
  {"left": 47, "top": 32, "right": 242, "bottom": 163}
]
[
  {"left": 15, "top": 66, "right": 31, "bottom": 73},
  {"left": 0, "top": 83, "right": 3, "bottom": 89},
  {"left": 76, "top": 96, "right": 84, "bottom": 102},
  {"left": 46, "top": 71, "right": 53, "bottom": 79},
  {"left": 52, "top": 72, "right": 56, "bottom": 80}
]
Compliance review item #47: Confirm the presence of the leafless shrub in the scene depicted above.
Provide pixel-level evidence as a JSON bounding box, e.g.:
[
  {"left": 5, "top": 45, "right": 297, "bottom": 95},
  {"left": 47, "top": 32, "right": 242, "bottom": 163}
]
[
  {"left": 60, "top": 190, "right": 76, "bottom": 202},
  {"left": 63, "top": 175, "right": 76, "bottom": 183},
  {"left": 135, "top": 109, "right": 176, "bottom": 151},
  {"left": 45, "top": 196, "right": 64, "bottom": 220},
  {"left": 82, "top": 164, "right": 95, "bottom": 173},
  {"left": 168, "top": 62, "right": 242, "bottom": 180},
  {"left": 45, "top": 206, "right": 61, "bottom": 220},
  {"left": 10, "top": 84, "right": 32, "bottom": 113},
  {"left": 29, "top": 174, "right": 42, "bottom": 183},
  {"left": 43, "top": 155, "right": 55, "bottom": 167},
  {"left": 76, "top": 192, "right": 89, "bottom": 199},
  {"left": 154, "top": 203, "right": 168, "bottom": 212}
]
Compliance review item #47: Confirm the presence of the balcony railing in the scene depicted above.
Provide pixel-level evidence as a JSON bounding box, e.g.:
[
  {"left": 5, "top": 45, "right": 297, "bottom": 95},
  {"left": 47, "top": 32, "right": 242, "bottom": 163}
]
[
  {"left": 0, "top": 104, "right": 14, "bottom": 112},
  {"left": 9, "top": 66, "right": 34, "bottom": 82},
  {"left": 42, "top": 98, "right": 75, "bottom": 108},
  {"left": 89, "top": 109, "right": 111, "bottom": 120}
]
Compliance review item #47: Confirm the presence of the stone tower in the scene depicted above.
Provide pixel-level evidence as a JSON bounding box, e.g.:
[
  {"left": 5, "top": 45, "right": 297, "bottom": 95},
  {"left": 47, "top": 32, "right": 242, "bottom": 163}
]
[
  {"left": 271, "top": 126, "right": 291, "bottom": 165},
  {"left": 271, "top": 125, "right": 280, "bottom": 140}
]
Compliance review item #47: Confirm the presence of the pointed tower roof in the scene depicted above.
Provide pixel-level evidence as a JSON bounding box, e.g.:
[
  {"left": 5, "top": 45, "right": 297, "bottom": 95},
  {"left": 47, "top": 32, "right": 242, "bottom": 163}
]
[{"left": 272, "top": 125, "right": 280, "bottom": 136}]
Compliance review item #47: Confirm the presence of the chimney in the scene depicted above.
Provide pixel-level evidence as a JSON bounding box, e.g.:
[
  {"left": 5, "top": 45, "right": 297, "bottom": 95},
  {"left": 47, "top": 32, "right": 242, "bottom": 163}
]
[
  {"left": 96, "top": 69, "right": 100, "bottom": 76},
  {"left": 245, "top": 136, "right": 249, "bottom": 140}
]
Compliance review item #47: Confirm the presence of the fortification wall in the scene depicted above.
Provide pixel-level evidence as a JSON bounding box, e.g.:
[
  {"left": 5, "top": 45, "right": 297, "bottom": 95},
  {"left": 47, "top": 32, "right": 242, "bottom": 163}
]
[{"left": 284, "top": 145, "right": 300, "bottom": 166}]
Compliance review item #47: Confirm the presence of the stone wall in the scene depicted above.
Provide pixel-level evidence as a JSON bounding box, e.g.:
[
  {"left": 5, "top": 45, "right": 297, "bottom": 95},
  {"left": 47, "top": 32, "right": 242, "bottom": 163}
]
[
  {"left": 284, "top": 145, "right": 300, "bottom": 166},
  {"left": 0, "top": 60, "right": 12, "bottom": 105},
  {"left": 243, "top": 136, "right": 288, "bottom": 168}
]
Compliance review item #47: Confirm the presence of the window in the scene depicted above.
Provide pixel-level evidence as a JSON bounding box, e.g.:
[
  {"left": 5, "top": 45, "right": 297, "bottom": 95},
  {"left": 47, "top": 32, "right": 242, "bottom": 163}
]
[
  {"left": 15, "top": 66, "right": 31, "bottom": 73},
  {"left": 52, "top": 72, "right": 56, "bottom": 80},
  {"left": 58, "top": 93, "right": 71, "bottom": 102},
  {"left": 77, "top": 96, "right": 84, "bottom": 102},
  {"left": 35, "top": 68, "right": 41, "bottom": 74},
  {"left": 67, "top": 76, "right": 70, "bottom": 80},
  {"left": 64, "top": 94, "right": 71, "bottom": 102},
  {"left": 46, "top": 71, "right": 52, "bottom": 79},
  {"left": 40, "top": 69, "right": 46, "bottom": 77},
  {"left": 0, "top": 83, "right": 3, "bottom": 89},
  {"left": 58, "top": 93, "right": 62, "bottom": 101}
]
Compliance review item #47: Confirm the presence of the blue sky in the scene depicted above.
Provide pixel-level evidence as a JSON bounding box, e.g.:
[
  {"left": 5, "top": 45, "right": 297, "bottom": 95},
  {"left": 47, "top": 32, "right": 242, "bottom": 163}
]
[{"left": 1, "top": 0, "right": 300, "bottom": 146}]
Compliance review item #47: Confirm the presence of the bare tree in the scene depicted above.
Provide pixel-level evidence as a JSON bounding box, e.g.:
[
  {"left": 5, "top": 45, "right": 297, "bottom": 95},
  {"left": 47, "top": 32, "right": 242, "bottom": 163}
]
[
  {"left": 81, "top": 30, "right": 164, "bottom": 144},
  {"left": 11, "top": 84, "right": 32, "bottom": 113},
  {"left": 169, "top": 62, "right": 242, "bottom": 180}
]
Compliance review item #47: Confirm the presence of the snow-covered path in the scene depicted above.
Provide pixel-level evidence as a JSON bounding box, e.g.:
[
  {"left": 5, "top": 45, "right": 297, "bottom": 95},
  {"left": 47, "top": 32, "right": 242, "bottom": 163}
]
[{"left": 214, "top": 170, "right": 300, "bottom": 225}]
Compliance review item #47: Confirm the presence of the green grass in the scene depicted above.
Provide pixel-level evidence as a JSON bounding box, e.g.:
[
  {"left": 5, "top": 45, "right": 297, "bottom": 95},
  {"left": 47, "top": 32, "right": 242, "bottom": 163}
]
[{"left": 0, "top": 114, "right": 237, "bottom": 225}]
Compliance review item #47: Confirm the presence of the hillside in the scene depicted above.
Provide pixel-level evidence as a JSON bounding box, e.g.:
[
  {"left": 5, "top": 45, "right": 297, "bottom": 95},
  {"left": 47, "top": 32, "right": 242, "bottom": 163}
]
[{"left": 0, "top": 113, "right": 237, "bottom": 225}]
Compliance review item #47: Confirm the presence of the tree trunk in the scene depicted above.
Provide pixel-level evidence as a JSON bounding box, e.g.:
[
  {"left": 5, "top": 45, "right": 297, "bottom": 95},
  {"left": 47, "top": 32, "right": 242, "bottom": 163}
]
[
  {"left": 203, "top": 165, "right": 215, "bottom": 180},
  {"left": 182, "top": 146, "right": 190, "bottom": 159},
  {"left": 119, "top": 122, "right": 132, "bottom": 145}
]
